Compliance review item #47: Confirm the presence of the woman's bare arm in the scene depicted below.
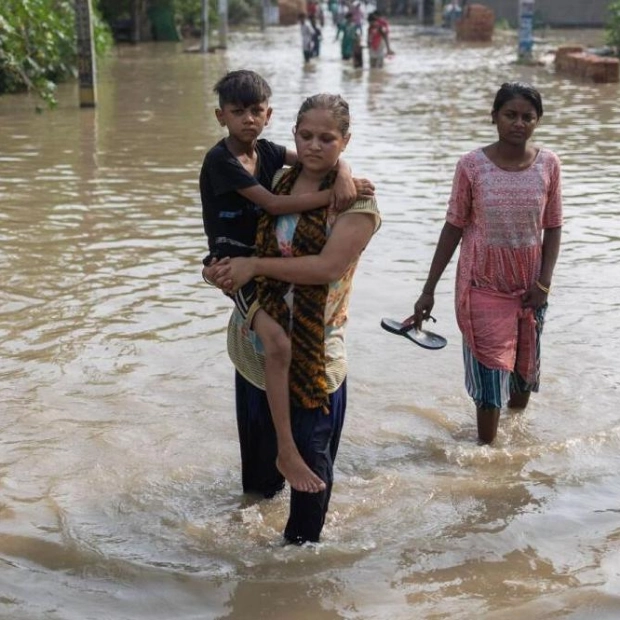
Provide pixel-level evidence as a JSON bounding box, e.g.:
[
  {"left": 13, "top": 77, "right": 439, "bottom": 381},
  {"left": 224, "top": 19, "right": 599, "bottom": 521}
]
[{"left": 210, "top": 211, "right": 377, "bottom": 290}]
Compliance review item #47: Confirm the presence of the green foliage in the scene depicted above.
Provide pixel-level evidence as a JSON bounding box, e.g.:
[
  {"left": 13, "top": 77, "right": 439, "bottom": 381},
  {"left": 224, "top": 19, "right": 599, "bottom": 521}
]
[
  {"left": 98, "top": 0, "right": 261, "bottom": 40},
  {"left": 98, "top": 0, "right": 132, "bottom": 23},
  {"left": 605, "top": 0, "right": 620, "bottom": 56},
  {"left": 173, "top": 0, "right": 258, "bottom": 31},
  {"left": 228, "top": 0, "right": 254, "bottom": 25},
  {"left": 174, "top": 0, "right": 205, "bottom": 29},
  {"left": 0, "top": 0, "right": 112, "bottom": 107}
]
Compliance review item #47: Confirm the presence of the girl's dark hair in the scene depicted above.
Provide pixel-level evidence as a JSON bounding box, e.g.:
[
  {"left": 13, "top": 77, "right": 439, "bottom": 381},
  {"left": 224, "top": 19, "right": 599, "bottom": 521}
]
[
  {"left": 492, "top": 82, "right": 543, "bottom": 118},
  {"left": 295, "top": 93, "right": 351, "bottom": 135},
  {"left": 213, "top": 70, "right": 272, "bottom": 108}
]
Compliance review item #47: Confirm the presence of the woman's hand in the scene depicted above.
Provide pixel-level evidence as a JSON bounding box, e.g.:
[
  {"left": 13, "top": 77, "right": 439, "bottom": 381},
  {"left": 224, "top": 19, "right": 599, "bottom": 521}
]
[
  {"left": 202, "top": 263, "right": 216, "bottom": 286},
  {"left": 208, "top": 257, "right": 256, "bottom": 294},
  {"left": 203, "top": 257, "right": 233, "bottom": 293},
  {"left": 403, "top": 292, "right": 435, "bottom": 329},
  {"left": 202, "top": 258, "right": 222, "bottom": 287}
]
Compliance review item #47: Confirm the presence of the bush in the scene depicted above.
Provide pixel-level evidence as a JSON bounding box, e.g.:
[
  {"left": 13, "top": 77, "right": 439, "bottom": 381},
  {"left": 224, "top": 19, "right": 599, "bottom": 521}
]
[
  {"left": 173, "top": 0, "right": 258, "bottom": 31},
  {"left": 605, "top": 0, "right": 620, "bottom": 56},
  {"left": 228, "top": 0, "right": 254, "bottom": 25},
  {"left": 0, "top": 0, "right": 112, "bottom": 107},
  {"left": 175, "top": 0, "right": 204, "bottom": 31}
]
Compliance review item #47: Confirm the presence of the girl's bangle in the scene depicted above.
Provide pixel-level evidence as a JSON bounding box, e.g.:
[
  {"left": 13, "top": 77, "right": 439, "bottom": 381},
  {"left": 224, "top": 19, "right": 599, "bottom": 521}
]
[{"left": 535, "top": 280, "right": 550, "bottom": 294}]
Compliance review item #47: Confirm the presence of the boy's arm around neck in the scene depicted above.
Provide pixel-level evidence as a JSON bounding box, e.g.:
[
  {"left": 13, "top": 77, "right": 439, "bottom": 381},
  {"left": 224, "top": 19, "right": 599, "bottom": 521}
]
[
  {"left": 237, "top": 183, "right": 331, "bottom": 215},
  {"left": 279, "top": 150, "right": 362, "bottom": 211}
]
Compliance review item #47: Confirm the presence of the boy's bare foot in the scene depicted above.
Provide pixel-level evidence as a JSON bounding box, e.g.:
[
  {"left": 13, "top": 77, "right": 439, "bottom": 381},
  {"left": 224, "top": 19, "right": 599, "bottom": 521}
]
[{"left": 276, "top": 449, "right": 326, "bottom": 494}]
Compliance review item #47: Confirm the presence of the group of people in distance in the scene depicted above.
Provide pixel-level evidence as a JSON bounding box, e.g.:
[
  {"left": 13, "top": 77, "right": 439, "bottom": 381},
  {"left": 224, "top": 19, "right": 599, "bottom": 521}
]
[
  {"left": 200, "top": 70, "right": 563, "bottom": 545},
  {"left": 300, "top": 0, "right": 393, "bottom": 67}
]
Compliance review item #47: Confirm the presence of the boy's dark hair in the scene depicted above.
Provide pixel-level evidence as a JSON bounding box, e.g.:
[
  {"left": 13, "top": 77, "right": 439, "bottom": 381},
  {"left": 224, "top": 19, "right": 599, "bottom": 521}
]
[
  {"left": 492, "top": 82, "right": 544, "bottom": 118},
  {"left": 213, "top": 70, "right": 272, "bottom": 108}
]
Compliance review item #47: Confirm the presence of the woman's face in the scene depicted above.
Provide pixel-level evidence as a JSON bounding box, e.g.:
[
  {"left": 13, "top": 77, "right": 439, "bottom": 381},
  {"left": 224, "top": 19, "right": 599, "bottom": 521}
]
[
  {"left": 294, "top": 108, "right": 350, "bottom": 174},
  {"left": 492, "top": 95, "right": 539, "bottom": 146}
]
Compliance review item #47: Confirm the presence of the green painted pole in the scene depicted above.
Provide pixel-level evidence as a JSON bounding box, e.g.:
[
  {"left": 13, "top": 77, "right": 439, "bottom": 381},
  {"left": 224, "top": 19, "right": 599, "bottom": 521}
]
[
  {"left": 219, "top": 0, "right": 228, "bottom": 48},
  {"left": 200, "top": 0, "right": 209, "bottom": 52},
  {"left": 75, "top": 0, "right": 97, "bottom": 107}
]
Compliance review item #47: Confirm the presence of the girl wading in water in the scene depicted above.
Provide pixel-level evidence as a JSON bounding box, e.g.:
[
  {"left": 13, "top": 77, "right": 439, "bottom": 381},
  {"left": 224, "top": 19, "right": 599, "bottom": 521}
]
[{"left": 406, "top": 82, "right": 563, "bottom": 444}]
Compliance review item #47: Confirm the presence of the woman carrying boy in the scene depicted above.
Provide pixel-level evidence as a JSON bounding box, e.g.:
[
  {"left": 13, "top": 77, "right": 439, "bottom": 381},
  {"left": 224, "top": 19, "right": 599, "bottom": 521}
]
[{"left": 209, "top": 93, "right": 380, "bottom": 544}]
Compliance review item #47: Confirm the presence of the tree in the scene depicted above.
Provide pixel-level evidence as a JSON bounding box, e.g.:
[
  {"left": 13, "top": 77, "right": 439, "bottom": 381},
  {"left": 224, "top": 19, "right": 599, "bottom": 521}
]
[
  {"left": 0, "top": 0, "right": 112, "bottom": 108},
  {"left": 605, "top": 0, "right": 620, "bottom": 56}
]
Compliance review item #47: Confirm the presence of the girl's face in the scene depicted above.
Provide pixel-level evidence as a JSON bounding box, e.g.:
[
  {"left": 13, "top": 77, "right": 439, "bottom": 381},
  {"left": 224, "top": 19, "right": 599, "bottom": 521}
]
[
  {"left": 492, "top": 95, "right": 539, "bottom": 146},
  {"left": 294, "top": 109, "right": 350, "bottom": 175}
]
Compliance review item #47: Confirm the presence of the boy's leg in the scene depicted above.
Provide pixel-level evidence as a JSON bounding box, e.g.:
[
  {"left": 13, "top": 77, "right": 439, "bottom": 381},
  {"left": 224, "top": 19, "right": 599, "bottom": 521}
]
[{"left": 252, "top": 309, "right": 326, "bottom": 494}]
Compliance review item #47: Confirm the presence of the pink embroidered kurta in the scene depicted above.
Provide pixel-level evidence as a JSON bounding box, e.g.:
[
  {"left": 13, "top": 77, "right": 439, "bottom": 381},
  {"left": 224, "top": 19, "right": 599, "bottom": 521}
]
[{"left": 446, "top": 148, "right": 563, "bottom": 382}]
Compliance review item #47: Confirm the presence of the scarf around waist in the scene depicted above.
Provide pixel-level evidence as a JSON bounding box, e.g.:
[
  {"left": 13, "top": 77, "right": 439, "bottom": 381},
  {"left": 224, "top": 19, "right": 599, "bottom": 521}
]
[{"left": 465, "top": 287, "right": 538, "bottom": 384}]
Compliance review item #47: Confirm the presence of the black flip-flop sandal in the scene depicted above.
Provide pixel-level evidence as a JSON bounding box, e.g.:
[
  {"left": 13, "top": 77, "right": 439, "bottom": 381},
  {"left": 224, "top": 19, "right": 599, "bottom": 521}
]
[{"left": 380, "top": 317, "right": 447, "bottom": 350}]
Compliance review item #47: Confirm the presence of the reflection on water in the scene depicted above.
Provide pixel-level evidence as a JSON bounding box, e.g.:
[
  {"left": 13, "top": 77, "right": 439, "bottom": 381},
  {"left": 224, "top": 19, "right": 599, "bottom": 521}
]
[{"left": 1, "top": 22, "right": 619, "bottom": 620}]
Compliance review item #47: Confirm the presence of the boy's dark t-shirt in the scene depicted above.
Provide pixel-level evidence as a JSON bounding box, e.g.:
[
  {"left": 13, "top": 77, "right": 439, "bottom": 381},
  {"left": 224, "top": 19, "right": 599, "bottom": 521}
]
[{"left": 200, "top": 138, "right": 286, "bottom": 264}]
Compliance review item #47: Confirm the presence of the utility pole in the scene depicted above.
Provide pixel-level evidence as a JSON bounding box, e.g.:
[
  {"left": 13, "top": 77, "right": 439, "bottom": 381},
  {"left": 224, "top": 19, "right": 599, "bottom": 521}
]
[
  {"left": 75, "top": 0, "right": 97, "bottom": 107},
  {"left": 518, "top": 0, "right": 535, "bottom": 62},
  {"left": 417, "top": 0, "right": 424, "bottom": 24},
  {"left": 200, "top": 0, "right": 209, "bottom": 52},
  {"left": 218, "top": 0, "right": 228, "bottom": 48},
  {"left": 131, "top": 0, "right": 141, "bottom": 43},
  {"left": 434, "top": 0, "right": 442, "bottom": 26},
  {"left": 260, "top": 0, "right": 273, "bottom": 30}
]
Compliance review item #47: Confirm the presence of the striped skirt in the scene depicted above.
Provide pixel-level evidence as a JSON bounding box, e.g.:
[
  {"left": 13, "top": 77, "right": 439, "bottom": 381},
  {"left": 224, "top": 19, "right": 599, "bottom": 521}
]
[{"left": 463, "top": 304, "right": 547, "bottom": 409}]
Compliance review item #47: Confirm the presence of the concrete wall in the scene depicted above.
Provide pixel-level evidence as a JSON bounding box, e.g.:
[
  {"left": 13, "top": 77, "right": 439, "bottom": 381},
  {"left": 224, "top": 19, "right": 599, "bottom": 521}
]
[{"left": 477, "top": 0, "right": 610, "bottom": 28}]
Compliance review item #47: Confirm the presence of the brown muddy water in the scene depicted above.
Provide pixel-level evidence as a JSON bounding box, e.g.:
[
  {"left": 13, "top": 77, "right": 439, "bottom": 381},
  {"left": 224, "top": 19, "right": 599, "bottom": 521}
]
[{"left": 0, "top": 20, "right": 619, "bottom": 620}]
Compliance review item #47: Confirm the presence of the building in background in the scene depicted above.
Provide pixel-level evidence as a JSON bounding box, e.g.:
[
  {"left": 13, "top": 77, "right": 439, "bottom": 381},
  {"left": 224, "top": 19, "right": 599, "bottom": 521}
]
[
  {"left": 373, "top": 0, "right": 609, "bottom": 27},
  {"left": 473, "top": 0, "right": 609, "bottom": 28}
]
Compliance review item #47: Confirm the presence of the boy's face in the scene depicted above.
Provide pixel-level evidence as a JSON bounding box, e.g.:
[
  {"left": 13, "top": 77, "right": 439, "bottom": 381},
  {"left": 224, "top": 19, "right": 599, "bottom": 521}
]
[{"left": 215, "top": 101, "right": 272, "bottom": 144}]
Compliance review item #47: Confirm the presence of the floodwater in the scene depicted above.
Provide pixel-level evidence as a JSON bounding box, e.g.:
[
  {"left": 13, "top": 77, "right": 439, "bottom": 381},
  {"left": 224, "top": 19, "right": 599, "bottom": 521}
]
[{"left": 1, "top": 20, "right": 619, "bottom": 620}]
